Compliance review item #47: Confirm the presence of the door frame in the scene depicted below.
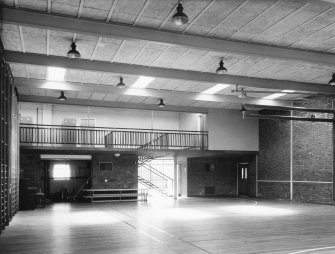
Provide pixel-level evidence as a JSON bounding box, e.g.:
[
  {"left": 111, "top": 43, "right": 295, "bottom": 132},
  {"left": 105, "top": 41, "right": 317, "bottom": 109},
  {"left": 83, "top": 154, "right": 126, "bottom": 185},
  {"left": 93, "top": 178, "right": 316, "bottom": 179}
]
[{"left": 237, "top": 162, "right": 249, "bottom": 196}]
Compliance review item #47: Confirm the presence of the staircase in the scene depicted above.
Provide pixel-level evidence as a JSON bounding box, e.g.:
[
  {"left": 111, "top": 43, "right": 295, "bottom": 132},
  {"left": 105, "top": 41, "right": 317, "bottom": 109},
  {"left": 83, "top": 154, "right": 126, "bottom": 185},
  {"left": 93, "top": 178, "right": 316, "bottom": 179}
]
[
  {"left": 72, "top": 177, "right": 91, "bottom": 201},
  {"left": 138, "top": 157, "right": 174, "bottom": 197}
]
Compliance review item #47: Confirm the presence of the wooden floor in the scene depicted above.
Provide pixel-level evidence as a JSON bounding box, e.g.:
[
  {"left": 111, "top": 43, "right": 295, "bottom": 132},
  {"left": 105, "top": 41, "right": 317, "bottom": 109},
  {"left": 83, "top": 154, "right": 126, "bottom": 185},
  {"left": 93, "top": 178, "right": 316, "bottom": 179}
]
[{"left": 1, "top": 198, "right": 335, "bottom": 254}]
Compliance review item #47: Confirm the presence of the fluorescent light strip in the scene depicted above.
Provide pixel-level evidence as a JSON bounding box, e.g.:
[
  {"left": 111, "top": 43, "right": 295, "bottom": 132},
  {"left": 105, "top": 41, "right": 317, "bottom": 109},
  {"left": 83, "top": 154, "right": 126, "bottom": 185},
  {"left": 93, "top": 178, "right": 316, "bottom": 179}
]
[
  {"left": 282, "top": 90, "right": 295, "bottom": 93},
  {"left": 263, "top": 93, "right": 286, "bottom": 100},
  {"left": 47, "top": 67, "right": 66, "bottom": 81},
  {"left": 131, "top": 76, "right": 154, "bottom": 88},
  {"left": 201, "top": 84, "right": 231, "bottom": 95}
]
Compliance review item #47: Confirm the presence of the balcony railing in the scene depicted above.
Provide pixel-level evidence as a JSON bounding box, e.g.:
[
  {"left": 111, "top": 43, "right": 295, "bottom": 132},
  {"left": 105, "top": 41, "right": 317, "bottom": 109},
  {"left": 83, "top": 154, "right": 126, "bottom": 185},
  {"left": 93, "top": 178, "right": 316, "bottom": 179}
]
[{"left": 20, "top": 124, "right": 208, "bottom": 150}]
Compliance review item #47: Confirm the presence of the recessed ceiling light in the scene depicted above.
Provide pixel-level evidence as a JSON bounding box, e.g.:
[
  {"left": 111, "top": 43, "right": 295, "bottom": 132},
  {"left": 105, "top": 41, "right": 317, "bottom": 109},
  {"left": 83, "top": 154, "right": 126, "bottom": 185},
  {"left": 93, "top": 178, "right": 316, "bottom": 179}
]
[
  {"left": 263, "top": 93, "right": 286, "bottom": 100},
  {"left": 201, "top": 84, "right": 230, "bottom": 94},
  {"left": 131, "top": 76, "right": 154, "bottom": 88},
  {"left": 47, "top": 67, "right": 66, "bottom": 82}
]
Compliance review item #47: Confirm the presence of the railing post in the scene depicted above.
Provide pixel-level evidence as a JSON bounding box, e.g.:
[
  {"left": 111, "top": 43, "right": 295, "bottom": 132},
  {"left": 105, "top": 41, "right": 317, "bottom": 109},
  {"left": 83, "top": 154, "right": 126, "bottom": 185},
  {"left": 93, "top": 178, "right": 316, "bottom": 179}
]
[{"left": 173, "top": 156, "right": 178, "bottom": 199}]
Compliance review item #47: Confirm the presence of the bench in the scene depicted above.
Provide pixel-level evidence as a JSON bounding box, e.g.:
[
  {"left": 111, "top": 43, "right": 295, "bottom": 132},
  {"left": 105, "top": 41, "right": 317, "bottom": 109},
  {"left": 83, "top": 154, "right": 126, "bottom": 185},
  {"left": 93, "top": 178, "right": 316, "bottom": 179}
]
[{"left": 82, "top": 188, "right": 148, "bottom": 202}]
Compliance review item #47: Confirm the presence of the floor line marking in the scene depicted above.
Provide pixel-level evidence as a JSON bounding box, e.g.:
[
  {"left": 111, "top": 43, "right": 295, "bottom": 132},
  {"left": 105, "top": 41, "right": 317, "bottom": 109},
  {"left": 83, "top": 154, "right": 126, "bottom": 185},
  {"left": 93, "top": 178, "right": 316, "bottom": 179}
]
[
  {"left": 104, "top": 206, "right": 213, "bottom": 254},
  {"left": 289, "top": 246, "right": 335, "bottom": 254}
]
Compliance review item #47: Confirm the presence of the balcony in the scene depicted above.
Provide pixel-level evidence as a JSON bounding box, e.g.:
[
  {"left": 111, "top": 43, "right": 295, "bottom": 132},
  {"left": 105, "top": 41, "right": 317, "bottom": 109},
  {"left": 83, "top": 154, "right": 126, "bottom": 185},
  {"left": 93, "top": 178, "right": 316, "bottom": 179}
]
[{"left": 20, "top": 124, "right": 208, "bottom": 150}]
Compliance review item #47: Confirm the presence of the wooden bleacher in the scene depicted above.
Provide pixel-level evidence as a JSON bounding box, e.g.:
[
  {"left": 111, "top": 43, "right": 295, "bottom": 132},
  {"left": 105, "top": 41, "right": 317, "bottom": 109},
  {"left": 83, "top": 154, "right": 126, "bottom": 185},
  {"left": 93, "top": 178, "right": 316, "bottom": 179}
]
[{"left": 82, "top": 189, "right": 148, "bottom": 202}]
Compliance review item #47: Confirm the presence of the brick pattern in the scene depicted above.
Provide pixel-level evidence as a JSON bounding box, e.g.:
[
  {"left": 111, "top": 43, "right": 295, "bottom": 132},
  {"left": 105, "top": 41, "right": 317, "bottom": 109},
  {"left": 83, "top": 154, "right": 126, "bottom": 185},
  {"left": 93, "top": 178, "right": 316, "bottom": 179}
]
[
  {"left": 258, "top": 97, "right": 334, "bottom": 204},
  {"left": 248, "top": 157, "right": 257, "bottom": 197},
  {"left": 258, "top": 182, "right": 290, "bottom": 200},
  {"left": 293, "top": 182, "right": 332, "bottom": 204},
  {"left": 293, "top": 97, "right": 333, "bottom": 182},
  {"left": 20, "top": 151, "right": 43, "bottom": 190},
  {"left": 187, "top": 157, "right": 237, "bottom": 196},
  {"left": 91, "top": 154, "right": 138, "bottom": 189},
  {"left": 259, "top": 110, "right": 291, "bottom": 181},
  {"left": 187, "top": 156, "right": 257, "bottom": 197}
]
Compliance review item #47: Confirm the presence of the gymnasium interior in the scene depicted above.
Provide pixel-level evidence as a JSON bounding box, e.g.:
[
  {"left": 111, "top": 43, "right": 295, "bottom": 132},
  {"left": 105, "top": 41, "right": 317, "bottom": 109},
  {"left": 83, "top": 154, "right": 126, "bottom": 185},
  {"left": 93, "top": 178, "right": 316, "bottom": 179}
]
[{"left": 1, "top": 0, "right": 335, "bottom": 253}]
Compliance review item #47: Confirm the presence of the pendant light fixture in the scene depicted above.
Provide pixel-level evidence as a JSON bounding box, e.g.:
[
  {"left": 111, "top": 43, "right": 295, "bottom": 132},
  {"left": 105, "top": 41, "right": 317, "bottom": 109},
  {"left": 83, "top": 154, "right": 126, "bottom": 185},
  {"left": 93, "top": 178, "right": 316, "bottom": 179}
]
[
  {"left": 216, "top": 58, "right": 227, "bottom": 74},
  {"left": 172, "top": 2, "right": 189, "bottom": 26},
  {"left": 67, "top": 41, "right": 81, "bottom": 58},
  {"left": 240, "top": 104, "right": 247, "bottom": 113},
  {"left": 58, "top": 91, "right": 67, "bottom": 101},
  {"left": 328, "top": 73, "right": 335, "bottom": 85},
  {"left": 117, "top": 76, "right": 126, "bottom": 88},
  {"left": 158, "top": 99, "right": 165, "bottom": 107}
]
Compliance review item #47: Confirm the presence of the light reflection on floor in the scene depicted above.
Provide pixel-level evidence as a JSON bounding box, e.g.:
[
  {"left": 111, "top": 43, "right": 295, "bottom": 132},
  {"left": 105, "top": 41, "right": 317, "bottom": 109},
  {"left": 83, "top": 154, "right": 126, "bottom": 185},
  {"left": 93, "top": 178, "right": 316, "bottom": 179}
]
[
  {"left": 220, "top": 204, "right": 299, "bottom": 217},
  {"left": 2, "top": 198, "right": 335, "bottom": 254},
  {"left": 52, "top": 211, "right": 120, "bottom": 226}
]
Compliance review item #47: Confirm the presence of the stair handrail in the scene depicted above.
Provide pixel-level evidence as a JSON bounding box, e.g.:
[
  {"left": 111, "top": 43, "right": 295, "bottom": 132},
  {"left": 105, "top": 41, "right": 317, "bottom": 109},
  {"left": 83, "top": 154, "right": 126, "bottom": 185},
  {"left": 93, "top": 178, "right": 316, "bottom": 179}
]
[
  {"left": 140, "top": 163, "right": 173, "bottom": 182},
  {"left": 138, "top": 176, "right": 171, "bottom": 197},
  {"left": 73, "top": 177, "right": 91, "bottom": 200}
]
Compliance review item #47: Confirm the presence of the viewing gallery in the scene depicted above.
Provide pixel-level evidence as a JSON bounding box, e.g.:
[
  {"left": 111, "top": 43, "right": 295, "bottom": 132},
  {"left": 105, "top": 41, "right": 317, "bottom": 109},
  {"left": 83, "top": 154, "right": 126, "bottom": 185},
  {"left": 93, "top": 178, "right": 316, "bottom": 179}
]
[{"left": 1, "top": 0, "right": 335, "bottom": 253}]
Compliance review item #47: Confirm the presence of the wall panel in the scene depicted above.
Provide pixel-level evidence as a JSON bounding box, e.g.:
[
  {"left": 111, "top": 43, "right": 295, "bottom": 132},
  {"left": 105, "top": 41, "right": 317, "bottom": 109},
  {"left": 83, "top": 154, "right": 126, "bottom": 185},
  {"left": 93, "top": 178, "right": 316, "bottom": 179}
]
[{"left": 0, "top": 42, "right": 19, "bottom": 234}]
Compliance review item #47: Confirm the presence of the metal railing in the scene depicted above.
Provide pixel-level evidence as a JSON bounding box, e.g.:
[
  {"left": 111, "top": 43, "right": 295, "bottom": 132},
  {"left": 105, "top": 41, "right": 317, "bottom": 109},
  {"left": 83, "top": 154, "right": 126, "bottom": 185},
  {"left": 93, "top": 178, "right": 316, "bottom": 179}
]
[
  {"left": 20, "top": 124, "right": 208, "bottom": 150},
  {"left": 138, "top": 163, "right": 174, "bottom": 196}
]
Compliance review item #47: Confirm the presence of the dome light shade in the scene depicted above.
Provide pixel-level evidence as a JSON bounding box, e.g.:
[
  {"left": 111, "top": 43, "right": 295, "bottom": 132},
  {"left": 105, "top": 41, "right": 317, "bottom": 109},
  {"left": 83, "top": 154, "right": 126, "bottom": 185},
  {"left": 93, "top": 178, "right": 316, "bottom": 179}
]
[
  {"left": 240, "top": 104, "right": 247, "bottom": 113},
  {"left": 158, "top": 99, "right": 165, "bottom": 107},
  {"left": 172, "top": 3, "right": 189, "bottom": 26},
  {"left": 117, "top": 77, "right": 126, "bottom": 88},
  {"left": 216, "top": 59, "right": 227, "bottom": 74},
  {"left": 67, "top": 42, "right": 81, "bottom": 58},
  {"left": 328, "top": 73, "right": 335, "bottom": 85},
  {"left": 58, "top": 91, "right": 67, "bottom": 101}
]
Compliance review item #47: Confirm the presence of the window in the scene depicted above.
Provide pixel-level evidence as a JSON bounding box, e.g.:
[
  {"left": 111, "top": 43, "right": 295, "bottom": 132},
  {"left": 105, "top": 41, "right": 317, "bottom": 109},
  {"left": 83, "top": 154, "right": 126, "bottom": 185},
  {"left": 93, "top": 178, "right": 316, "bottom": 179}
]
[
  {"left": 100, "top": 162, "right": 113, "bottom": 171},
  {"left": 53, "top": 164, "right": 71, "bottom": 180},
  {"left": 241, "top": 167, "right": 248, "bottom": 180}
]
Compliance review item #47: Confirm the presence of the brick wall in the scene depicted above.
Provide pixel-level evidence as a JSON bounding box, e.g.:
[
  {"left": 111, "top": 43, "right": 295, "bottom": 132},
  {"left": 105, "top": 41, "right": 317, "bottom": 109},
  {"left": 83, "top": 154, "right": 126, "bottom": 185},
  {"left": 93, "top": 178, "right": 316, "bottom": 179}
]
[
  {"left": 20, "top": 150, "right": 44, "bottom": 190},
  {"left": 248, "top": 156, "right": 257, "bottom": 197},
  {"left": 258, "top": 97, "right": 334, "bottom": 204},
  {"left": 91, "top": 154, "right": 138, "bottom": 189},
  {"left": 20, "top": 151, "right": 138, "bottom": 198},
  {"left": 292, "top": 96, "right": 333, "bottom": 204},
  {"left": 187, "top": 156, "right": 256, "bottom": 197}
]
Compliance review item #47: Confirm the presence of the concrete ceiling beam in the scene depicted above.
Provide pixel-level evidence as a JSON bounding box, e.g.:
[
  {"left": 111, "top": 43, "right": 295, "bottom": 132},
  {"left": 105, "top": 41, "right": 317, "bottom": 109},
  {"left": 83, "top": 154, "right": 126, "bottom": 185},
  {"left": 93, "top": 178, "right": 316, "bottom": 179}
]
[
  {"left": 15, "top": 78, "right": 291, "bottom": 106},
  {"left": 3, "top": 6, "right": 335, "bottom": 66},
  {"left": 18, "top": 95, "right": 209, "bottom": 113},
  {"left": 7, "top": 51, "right": 335, "bottom": 94}
]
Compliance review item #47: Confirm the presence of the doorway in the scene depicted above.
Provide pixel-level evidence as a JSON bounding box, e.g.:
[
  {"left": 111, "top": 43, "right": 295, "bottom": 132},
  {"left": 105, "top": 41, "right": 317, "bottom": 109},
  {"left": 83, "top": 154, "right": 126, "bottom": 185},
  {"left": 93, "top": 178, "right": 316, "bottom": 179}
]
[{"left": 238, "top": 163, "right": 248, "bottom": 196}]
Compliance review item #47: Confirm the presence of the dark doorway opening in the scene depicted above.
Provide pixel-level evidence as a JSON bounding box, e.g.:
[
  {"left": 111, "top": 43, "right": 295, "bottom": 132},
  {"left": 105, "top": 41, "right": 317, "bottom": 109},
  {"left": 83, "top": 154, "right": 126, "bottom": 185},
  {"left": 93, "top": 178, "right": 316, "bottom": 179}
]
[{"left": 238, "top": 163, "right": 248, "bottom": 196}]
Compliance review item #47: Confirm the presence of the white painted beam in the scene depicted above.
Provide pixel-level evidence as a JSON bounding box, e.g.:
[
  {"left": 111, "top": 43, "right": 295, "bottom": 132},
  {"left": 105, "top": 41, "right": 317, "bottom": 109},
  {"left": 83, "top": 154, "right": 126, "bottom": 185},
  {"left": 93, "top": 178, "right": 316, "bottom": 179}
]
[
  {"left": 7, "top": 51, "right": 335, "bottom": 94},
  {"left": 18, "top": 95, "right": 209, "bottom": 113},
  {"left": 3, "top": 6, "right": 335, "bottom": 66},
  {"left": 14, "top": 78, "right": 291, "bottom": 106}
]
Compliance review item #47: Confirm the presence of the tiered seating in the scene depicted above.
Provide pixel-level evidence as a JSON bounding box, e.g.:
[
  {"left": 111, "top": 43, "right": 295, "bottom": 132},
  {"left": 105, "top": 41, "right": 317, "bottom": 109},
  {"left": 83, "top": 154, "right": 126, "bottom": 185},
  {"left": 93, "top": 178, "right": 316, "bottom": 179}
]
[{"left": 81, "top": 189, "right": 148, "bottom": 202}]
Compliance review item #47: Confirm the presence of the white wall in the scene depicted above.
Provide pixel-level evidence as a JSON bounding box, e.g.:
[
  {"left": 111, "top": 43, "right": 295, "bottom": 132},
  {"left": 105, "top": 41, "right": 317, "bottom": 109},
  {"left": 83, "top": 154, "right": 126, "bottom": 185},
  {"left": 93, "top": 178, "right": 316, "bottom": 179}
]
[
  {"left": 179, "top": 113, "right": 206, "bottom": 131},
  {"left": 207, "top": 109, "right": 259, "bottom": 151},
  {"left": 19, "top": 102, "right": 200, "bottom": 131}
]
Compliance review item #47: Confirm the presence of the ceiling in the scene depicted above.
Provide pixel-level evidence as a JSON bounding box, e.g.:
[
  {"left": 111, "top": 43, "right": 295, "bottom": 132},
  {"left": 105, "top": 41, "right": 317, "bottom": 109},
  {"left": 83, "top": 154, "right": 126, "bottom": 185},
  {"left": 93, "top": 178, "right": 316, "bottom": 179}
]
[{"left": 2, "top": 0, "right": 335, "bottom": 112}]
